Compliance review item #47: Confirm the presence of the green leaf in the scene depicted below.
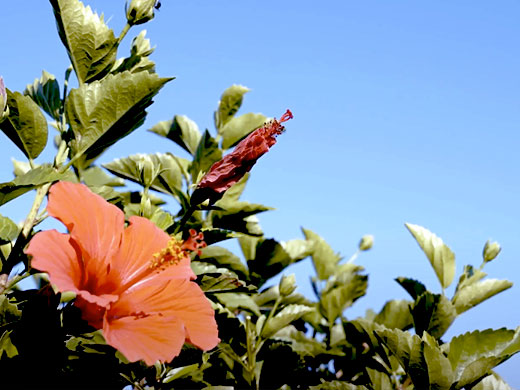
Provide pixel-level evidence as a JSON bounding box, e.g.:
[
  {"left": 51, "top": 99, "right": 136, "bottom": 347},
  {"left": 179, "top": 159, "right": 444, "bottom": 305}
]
[
  {"left": 66, "top": 71, "right": 171, "bottom": 168},
  {"left": 104, "top": 152, "right": 189, "bottom": 201},
  {"left": 214, "top": 84, "right": 250, "bottom": 131},
  {"left": 214, "top": 293, "right": 260, "bottom": 316},
  {"left": 1, "top": 89, "right": 48, "bottom": 159},
  {"left": 112, "top": 30, "right": 156, "bottom": 75},
  {"left": 422, "top": 332, "right": 454, "bottom": 389},
  {"left": 366, "top": 368, "right": 393, "bottom": 390},
  {"left": 310, "top": 381, "right": 368, "bottom": 390},
  {"left": 0, "top": 165, "right": 76, "bottom": 206},
  {"left": 395, "top": 277, "right": 427, "bottom": 300},
  {"left": 452, "top": 278, "right": 512, "bottom": 314},
  {"left": 190, "top": 130, "right": 222, "bottom": 182},
  {"left": 261, "top": 304, "right": 313, "bottom": 338},
  {"left": 82, "top": 166, "right": 124, "bottom": 187},
  {"left": 220, "top": 113, "right": 267, "bottom": 149},
  {"left": 319, "top": 266, "right": 368, "bottom": 322},
  {"left": 374, "top": 299, "right": 413, "bottom": 330},
  {"left": 0, "top": 330, "right": 18, "bottom": 358},
  {"left": 405, "top": 223, "right": 456, "bottom": 289},
  {"left": 302, "top": 228, "right": 342, "bottom": 280},
  {"left": 411, "top": 291, "right": 456, "bottom": 339},
  {"left": 163, "top": 364, "right": 200, "bottom": 383},
  {"left": 50, "top": 0, "right": 118, "bottom": 83},
  {"left": 24, "top": 70, "right": 61, "bottom": 120},
  {"left": 472, "top": 372, "right": 513, "bottom": 390},
  {"left": 0, "top": 215, "right": 19, "bottom": 244},
  {"left": 149, "top": 115, "right": 202, "bottom": 155},
  {"left": 445, "top": 328, "right": 520, "bottom": 388},
  {"left": 199, "top": 246, "right": 249, "bottom": 280},
  {"left": 454, "top": 264, "right": 486, "bottom": 294},
  {"left": 271, "top": 325, "right": 333, "bottom": 358}
]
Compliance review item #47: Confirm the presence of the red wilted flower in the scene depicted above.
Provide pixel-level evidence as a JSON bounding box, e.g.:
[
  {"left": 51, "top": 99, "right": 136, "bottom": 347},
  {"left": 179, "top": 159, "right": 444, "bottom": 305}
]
[
  {"left": 191, "top": 109, "right": 293, "bottom": 205},
  {"left": 25, "top": 181, "right": 219, "bottom": 365}
]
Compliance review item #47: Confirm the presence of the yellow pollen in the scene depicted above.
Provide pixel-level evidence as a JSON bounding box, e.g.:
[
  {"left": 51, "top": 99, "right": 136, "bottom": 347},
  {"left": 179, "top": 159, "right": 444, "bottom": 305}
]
[{"left": 150, "top": 238, "right": 186, "bottom": 270}]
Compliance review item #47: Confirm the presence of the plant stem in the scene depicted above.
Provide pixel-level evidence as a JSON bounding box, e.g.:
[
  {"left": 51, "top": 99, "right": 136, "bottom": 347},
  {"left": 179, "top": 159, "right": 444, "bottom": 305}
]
[{"left": 117, "top": 23, "right": 131, "bottom": 45}]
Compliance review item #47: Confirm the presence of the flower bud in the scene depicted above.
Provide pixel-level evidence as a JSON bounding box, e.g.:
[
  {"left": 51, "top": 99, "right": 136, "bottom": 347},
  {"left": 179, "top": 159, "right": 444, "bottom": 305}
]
[
  {"left": 126, "top": 0, "right": 156, "bottom": 26},
  {"left": 358, "top": 235, "right": 374, "bottom": 251},
  {"left": 483, "top": 240, "right": 501, "bottom": 263},
  {"left": 279, "top": 274, "right": 296, "bottom": 297},
  {"left": 135, "top": 154, "right": 159, "bottom": 188}
]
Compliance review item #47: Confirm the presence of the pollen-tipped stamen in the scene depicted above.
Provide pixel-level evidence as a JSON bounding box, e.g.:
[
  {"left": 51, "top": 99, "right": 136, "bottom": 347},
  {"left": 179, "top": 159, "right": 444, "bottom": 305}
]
[{"left": 150, "top": 238, "right": 187, "bottom": 270}]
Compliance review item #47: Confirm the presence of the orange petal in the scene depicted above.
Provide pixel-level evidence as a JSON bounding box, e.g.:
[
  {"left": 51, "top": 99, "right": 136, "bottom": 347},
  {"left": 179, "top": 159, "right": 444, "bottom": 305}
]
[
  {"left": 103, "top": 313, "right": 185, "bottom": 365},
  {"left": 113, "top": 278, "right": 219, "bottom": 351},
  {"left": 25, "top": 230, "right": 82, "bottom": 293},
  {"left": 46, "top": 182, "right": 124, "bottom": 267}
]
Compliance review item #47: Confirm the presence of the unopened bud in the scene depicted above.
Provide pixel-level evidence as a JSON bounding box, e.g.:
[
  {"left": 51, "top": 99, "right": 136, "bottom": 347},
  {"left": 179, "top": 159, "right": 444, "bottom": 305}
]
[
  {"left": 126, "top": 0, "right": 157, "bottom": 26},
  {"left": 279, "top": 274, "right": 296, "bottom": 297},
  {"left": 359, "top": 235, "right": 374, "bottom": 251},
  {"left": 0, "top": 77, "right": 7, "bottom": 118},
  {"left": 135, "top": 154, "right": 159, "bottom": 188},
  {"left": 483, "top": 240, "right": 501, "bottom": 263}
]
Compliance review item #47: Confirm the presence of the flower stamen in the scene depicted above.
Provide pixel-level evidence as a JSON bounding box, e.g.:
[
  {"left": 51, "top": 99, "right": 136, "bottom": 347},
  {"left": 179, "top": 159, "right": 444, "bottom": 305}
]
[{"left": 150, "top": 238, "right": 187, "bottom": 270}]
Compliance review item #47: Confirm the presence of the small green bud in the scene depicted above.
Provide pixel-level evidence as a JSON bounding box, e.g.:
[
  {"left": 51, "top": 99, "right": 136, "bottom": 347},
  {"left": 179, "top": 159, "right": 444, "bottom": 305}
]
[
  {"left": 358, "top": 235, "right": 374, "bottom": 251},
  {"left": 483, "top": 240, "right": 501, "bottom": 263},
  {"left": 136, "top": 154, "right": 160, "bottom": 188},
  {"left": 0, "top": 76, "right": 8, "bottom": 121},
  {"left": 279, "top": 274, "right": 296, "bottom": 297},
  {"left": 126, "top": 0, "right": 157, "bottom": 26}
]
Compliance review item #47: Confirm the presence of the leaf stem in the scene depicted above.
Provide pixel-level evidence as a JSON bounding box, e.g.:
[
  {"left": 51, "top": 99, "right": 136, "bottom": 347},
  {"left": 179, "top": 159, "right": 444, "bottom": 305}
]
[{"left": 117, "top": 23, "right": 131, "bottom": 45}]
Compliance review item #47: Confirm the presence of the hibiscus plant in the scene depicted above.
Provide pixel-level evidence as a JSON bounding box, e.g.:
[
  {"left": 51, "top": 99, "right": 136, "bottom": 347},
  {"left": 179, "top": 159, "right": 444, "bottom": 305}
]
[{"left": 0, "top": 0, "right": 519, "bottom": 389}]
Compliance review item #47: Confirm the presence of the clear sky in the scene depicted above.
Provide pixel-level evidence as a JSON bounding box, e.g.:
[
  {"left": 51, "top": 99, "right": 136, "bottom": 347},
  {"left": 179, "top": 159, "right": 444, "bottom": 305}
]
[{"left": 1, "top": 0, "right": 519, "bottom": 385}]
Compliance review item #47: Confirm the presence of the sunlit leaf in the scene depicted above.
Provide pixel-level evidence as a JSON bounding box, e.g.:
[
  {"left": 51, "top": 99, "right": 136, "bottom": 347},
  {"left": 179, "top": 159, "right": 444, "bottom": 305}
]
[
  {"left": 405, "top": 223, "right": 455, "bottom": 289},
  {"left": 112, "top": 30, "right": 156, "bottom": 74},
  {"left": 472, "top": 372, "right": 512, "bottom": 390},
  {"left": 302, "top": 228, "right": 341, "bottom": 280},
  {"left": 366, "top": 368, "right": 393, "bottom": 390},
  {"left": 422, "top": 332, "right": 454, "bottom": 389},
  {"left": 220, "top": 113, "right": 267, "bottom": 149},
  {"left": 1, "top": 89, "right": 48, "bottom": 159},
  {"left": 374, "top": 299, "right": 413, "bottom": 330},
  {"left": 214, "top": 293, "right": 260, "bottom": 316},
  {"left": 214, "top": 84, "right": 250, "bottom": 131},
  {"left": 190, "top": 130, "right": 222, "bottom": 182},
  {"left": 24, "top": 70, "right": 61, "bottom": 120},
  {"left": 50, "top": 0, "right": 118, "bottom": 83},
  {"left": 199, "top": 246, "right": 249, "bottom": 279},
  {"left": 82, "top": 166, "right": 124, "bottom": 187},
  {"left": 452, "top": 279, "right": 512, "bottom": 314},
  {"left": 66, "top": 71, "right": 171, "bottom": 168},
  {"left": 0, "top": 331, "right": 18, "bottom": 358},
  {"left": 149, "top": 115, "right": 201, "bottom": 155},
  {"left": 261, "top": 304, "right": 313, "bottom": 338},
  {"left": 163, "top": 364, "right": 199, "bottom": 383},
  {"left": 310, "top": 381, "right": 368, "bottom": 390},
  {"left": 0, "top": 215, "right": 19, "bottom": 245}
]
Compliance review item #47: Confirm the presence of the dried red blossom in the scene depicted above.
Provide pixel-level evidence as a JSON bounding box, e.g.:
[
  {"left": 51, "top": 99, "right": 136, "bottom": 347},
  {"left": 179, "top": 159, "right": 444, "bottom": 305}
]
[{"left": 192, "top": 109, "right": 293, "bottom": 205}]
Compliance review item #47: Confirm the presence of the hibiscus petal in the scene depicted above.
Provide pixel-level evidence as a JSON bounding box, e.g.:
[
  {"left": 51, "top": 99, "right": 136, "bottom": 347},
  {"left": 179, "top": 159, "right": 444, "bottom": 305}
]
[
  {"left": 113, "top": 278, "right": 219, "bottom": 351},
  {"left": 46, "top": 181, "right": 124, "bottom": 265},
  {"left": 25, "top": 230, "right": 82, "bottom": 293},
  {"left": 103, "top": 313, "right": 185, "bottom": 365}
]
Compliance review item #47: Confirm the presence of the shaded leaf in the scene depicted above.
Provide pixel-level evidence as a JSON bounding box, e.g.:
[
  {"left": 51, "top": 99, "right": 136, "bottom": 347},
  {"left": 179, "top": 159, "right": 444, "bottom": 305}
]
[
  {"left": 50, "top": 0, "right": 118, "bottom": 83},
  {"left": 411, "top": 291, "right": 456, "bottom": 339},
  {"left": 199, "top": 246, "right": 249, "bottom": 279},
  {"left": 310, "top": 381, "right": 368, "bottom": 390},
  {"left": 302, "top": 228, "right": 341, "bottom": 280},
  {"left": 220, "top": 113, "right": 267, "bottom": 149},
  {"left": 66, "top": 71, "right": 171, "bottom": 168},
  {"left": 395, "top": 277, "right": 427, "bottom": 300},
  {"left": 190, "top": 130, "right": 222, "bottom": 182},
  {"left": 405, "top": 223, "right": 456, "bottom": 289},
  {"left": 82, "top": 166, "right": 124, "bottom": 187},
  {"left": 24, "top": 70, "right": 61, "bottom": 120},
  {"left": 1, "top": 89, "right": 48, "bottom": 159},
  {"left": 149, "top": 115, "right": 201, "bottom": 155},
  {"left": 214, "top": 293, "right": 260, "bottom": 316},
  {"left": 163, "top": 364, "right": 200, "bottom": 383},
  {"left": 214, "top": 84, "right": 250, "bottom": 130}
]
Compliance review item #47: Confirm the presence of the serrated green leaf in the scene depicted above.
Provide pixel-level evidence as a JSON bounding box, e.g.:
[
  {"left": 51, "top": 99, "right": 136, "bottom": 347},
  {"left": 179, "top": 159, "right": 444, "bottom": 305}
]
[
  {"left": 261, "top": 304, "right": 313, "bottom": 338},
  {"left": 220, "top": 113, "right": 267, "bottom": 149},
  {"left": 0, "top": 330, "right": 18, "bottom": 358},
  {"left": 104, "top": 152, "right": 189, "bottom": 201},
  {"left": 395, "top": 277, "right": 427, "bottom": 300},
  {"left": 149, "top": 115, "right": 202, "bottom": 155},
  {"left": 472, "top": 372, "right": 512, "bottom": 390},
  {"left": 214, "top": 84, "right": 250, "bottom": 130},
  {"left": 0, "top": 295, "right": 21, "bottom": 325},
  {"left": 374, "top": 299, "right": 413, "bottom": 330},
  {"left": 50, "top": 0, "right": 118, "bottom": 83},
  {"left": 0, "top": 215, "right": 19, "bottom": 245},
  {"left": 24, "top": 70, "right": 61, "bottom": 120},
  {"left": 445, "top": 328, "right": 520, "bottom": 387},
  {"left": 302, "top": 228, "right": 342, "bottom": 280},
  {"left": 1, "top": 89, "right": 48, "bottom": 159},
  {"left": 454, "top": 264, "right": 486, "bottom": 294},
  {"left": 0, "top": 165, "right": 76, "bottom": 206},
  {"left": 66, "top": 71, "right": 171, "bottom": 168},
  {"left": 422, "top": 332, "right": 454, "bottom": 389},
  {"left": 411, "top": 291, "right": 456, "bottom": 339},
  {"left": 82, "top": 166, "right": 124, "bottom": 187},
  {"left": 199, "top": 246, "right": 249, "bottom": 279},
  {"left": 405, "top": 223, "right": 456, "bottom": 289},
  {"left": 452, "top": 279, "right": 512, "bottom": 314},
  {"left": 190, "top": 130, "right": 222, "bottom": 182}
]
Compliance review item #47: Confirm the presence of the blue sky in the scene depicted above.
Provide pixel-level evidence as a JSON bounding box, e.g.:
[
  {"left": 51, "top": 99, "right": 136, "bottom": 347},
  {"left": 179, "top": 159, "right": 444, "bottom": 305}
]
[{"left": 1, "top": 0, "right": 519, "bottom": 385}]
